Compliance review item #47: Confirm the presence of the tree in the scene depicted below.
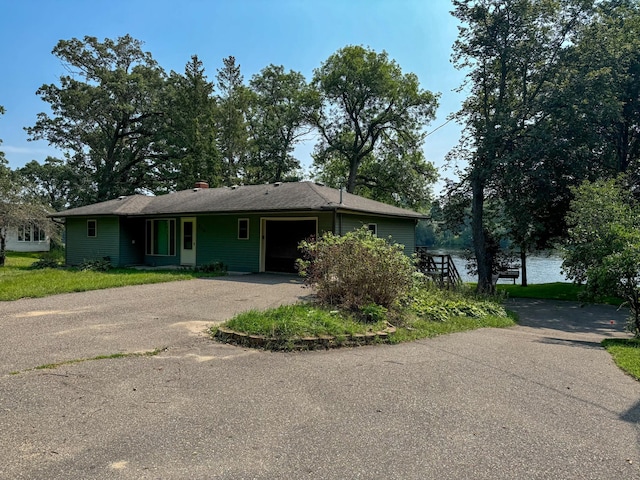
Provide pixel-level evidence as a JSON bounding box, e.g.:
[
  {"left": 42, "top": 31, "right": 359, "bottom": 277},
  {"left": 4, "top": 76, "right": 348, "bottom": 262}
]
[
  {"left": 215, "top": 56, "right": 250, "bottom": 185},
  {"left": 565, "top": 0, "right": 640, "bottom": 178},
  {"left": 0, "top": 161, "right": 53, "bottom": 266},
  {"left": 26, "top": 35, "right": 167, "bottom": 204},
  {"left": 244, "top": 65, "right": 316, "bottom": 184},
  {"left": 310, "top": 45, "right": 439, "bottom": 208},
  {"left": 563, "top": 177, "right": 640, "bottom": 336},
  {"left": 18, "top": 157, "right": 75, "bottom": 210},
  {"left": 0, "top": 105, "right": 5, "bottom": 164},
  {"left": 163, "top": 55, "right": 221, "bottom": 191},
  {"left": 450, "top": 0, "right": 593, "bottom": 292}
]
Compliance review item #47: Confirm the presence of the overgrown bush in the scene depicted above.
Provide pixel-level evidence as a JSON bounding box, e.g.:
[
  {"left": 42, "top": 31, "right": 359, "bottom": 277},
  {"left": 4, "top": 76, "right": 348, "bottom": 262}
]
[
  {"left": 29, "top": 248, "right": 65, "bottom": 270},
  {"left": 79, "top": 257, "right": 112, "bottom": 271},
  {"left": 29, "top": 257, "right": 61, "bottom": 269},
  {"left": 297, "top": 228, "right": 415, "bottom": 317}
]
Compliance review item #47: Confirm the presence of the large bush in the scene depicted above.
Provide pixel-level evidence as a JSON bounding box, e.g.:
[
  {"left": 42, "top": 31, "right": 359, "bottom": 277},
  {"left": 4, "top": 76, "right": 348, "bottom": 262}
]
[
  {"left": 297, "top": 227, "right": 415, "bottom": 315},
  {"left": 563, "top": 177, "right": 640, "bottom": 336}
]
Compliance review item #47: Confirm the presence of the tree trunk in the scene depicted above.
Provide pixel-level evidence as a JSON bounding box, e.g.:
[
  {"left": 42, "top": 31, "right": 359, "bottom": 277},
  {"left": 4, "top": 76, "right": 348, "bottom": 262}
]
[
  {"left": 0, "top": 232, "right": 6, "bottom": 267},
  {"left": 471, "top": 173, "right": 494, "bottom": 293},
  {"left": 520, "top": 247, "right": 528, "bottom": 287}
]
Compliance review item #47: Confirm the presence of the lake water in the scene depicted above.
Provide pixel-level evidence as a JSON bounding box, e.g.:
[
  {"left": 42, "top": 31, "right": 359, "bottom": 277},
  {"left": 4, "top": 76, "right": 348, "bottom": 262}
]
[{"left": 432, "top": 251, "right": 568, "bottom": 285}]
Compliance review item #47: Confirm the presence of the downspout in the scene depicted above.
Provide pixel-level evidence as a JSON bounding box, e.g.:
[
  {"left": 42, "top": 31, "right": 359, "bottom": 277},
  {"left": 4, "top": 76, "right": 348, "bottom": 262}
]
[{"left": 339, "top": 186, "right": 344, "bottom": 235}]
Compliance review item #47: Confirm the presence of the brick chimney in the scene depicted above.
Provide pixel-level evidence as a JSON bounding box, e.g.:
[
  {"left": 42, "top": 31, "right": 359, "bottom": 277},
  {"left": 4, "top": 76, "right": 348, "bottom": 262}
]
[{"left": 194, "top": 181, "right": 209, "bottom": 189}]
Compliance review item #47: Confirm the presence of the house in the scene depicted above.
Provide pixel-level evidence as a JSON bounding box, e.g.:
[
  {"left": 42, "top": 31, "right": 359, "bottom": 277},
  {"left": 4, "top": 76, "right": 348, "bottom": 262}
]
[
  {"left": 5, "top": 224, "right": 50, "bottom": 252},
  {"left": 51, "top": 181, "right": 427, "bottom": 273}
]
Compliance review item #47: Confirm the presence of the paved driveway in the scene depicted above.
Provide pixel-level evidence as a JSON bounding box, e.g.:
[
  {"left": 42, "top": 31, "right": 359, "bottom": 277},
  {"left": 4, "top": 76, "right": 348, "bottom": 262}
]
[{"left": 1, "top": 281, "right": 639, "bottom": 479}]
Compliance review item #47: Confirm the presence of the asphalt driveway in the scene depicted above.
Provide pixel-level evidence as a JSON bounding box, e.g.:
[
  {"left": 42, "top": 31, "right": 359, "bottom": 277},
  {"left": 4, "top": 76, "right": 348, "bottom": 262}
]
[{"left": 1, "top": 279, "right": 639, "bottom": 479}]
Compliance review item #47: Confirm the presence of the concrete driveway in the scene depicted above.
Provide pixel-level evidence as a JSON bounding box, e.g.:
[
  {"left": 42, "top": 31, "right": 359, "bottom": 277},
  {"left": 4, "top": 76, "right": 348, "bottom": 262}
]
[{"left": 1, "top": 280, "right": 639, "bottom": 479}]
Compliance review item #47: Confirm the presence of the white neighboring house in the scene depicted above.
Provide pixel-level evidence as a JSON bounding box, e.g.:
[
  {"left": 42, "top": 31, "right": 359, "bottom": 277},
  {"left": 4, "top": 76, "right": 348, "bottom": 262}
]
[{"left": 5, "top": 224, "right": 50, "bottom": 252}]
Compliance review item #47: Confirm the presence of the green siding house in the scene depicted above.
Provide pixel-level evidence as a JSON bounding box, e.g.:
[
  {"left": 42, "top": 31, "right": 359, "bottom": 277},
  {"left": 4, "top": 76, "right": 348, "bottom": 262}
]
[{"left": 53, "top": 181, "right": 426, "bottom": 273}]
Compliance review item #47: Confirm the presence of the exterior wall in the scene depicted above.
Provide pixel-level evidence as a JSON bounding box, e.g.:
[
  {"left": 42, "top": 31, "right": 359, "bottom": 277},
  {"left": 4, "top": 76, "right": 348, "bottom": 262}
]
[
  {"left": 65, "top": 217, "right": 121, "bottom": 266},
  {"left": 63, "top": 211, "right": 417, "bottom": 270},
  {"left": 196, "top": 212, "right": 333, "bottom": 272},
  {"left": 5, "top": 228, "right": 50, "bottom": 252},
  {"left": 337, "top": 213, "right": 417, "bottom": 256},
  {"left": 197, "top": 215, "right": 260, "bottom": 272}
]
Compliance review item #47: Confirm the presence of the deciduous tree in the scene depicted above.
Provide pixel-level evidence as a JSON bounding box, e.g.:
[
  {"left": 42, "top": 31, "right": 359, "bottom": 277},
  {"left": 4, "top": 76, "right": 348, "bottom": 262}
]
[
  {"left": 310, "top": 45, "right": 439, "bottom": 208},
  {"left": 563, "top": 177, "right": 640, "bottom": 336},
  {"left": 26, "top": 35, "right": 167, "bottom": 204},
  {"left": 244, "top": 65, "right": 316, "bottom": 184},
  {"left": 450, "top": 0, "right": 592, "bottom": 291}
]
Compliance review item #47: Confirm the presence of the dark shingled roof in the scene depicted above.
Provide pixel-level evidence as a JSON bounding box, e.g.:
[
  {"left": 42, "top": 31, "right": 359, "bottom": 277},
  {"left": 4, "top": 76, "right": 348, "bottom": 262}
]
[{"left": 52, "top": 182, "right": 427, "bottom": 219}]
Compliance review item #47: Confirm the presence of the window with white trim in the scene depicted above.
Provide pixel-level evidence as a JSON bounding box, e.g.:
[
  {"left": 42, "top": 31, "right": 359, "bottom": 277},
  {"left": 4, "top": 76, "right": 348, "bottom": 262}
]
[
  {"left": 18, "top": 224, "right": 46, "bottom": 242},
  {"left": 367, "top": 223, "right": 378, "bottom": 236}
]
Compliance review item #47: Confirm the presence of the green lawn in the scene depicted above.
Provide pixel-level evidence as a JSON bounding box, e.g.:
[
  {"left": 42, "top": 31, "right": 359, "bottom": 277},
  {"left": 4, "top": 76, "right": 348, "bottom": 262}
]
[
  {"left": 214, "top": 285, "right": 515, "bottom": 350},
  {"left": 602, "top": 338, "right": 640, "bottom": 381},
  {"left": 0, "top": 251, "right": 223, "bottom": 301}
]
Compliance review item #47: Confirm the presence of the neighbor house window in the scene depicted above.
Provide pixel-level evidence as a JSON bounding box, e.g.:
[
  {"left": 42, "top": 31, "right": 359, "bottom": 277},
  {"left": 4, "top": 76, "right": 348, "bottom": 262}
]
[
  {"left": 238, "top": 218, "right": 249, "bottom": 240},
  {"left": 145, "top": 219, "right": 176, "bottom": 256},
  {"left": 87, "top": 220, "right": 97, "bottom": 237},
  {"left": 367, "top": 223, "right": 378, "bottom": 236},
  {"left": 18, "top": 224, "right": 45, "bottom": 242},
  {"left": 34, "top": 226, "right": 46, "bottom": 242}
]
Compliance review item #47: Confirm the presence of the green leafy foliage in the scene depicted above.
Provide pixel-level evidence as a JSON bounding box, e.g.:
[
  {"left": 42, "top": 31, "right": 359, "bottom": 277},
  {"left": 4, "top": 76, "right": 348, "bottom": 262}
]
[
  {"left": 194, "top": 261, "right": 226, "bottom": 273},
  {"left": 78, "top": 257, "right": 112, "bottom": 272},
  {"left": 563, "top": 177, "right": 640, "bottom": 336},
  {"left": 244, "top": 65, "right": 315, "bottom": 184},
  {"left": 310, "top": 45, "right": 439, "bottom": 209},
  {"left": 297, "top": 227, "right": 415, "bottom": 315},
  {"left": 27, "top": 35, "right": 168, "bottom": 204},
  {"left": 410, "top": 282, "right": 506, "bottom": 323}
]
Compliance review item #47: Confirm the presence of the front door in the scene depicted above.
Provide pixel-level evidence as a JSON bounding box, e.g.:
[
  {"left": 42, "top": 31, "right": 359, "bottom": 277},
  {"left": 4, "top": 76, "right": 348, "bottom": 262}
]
[{"left": 181, "top": 218, "right": 196, "bottom": 266}]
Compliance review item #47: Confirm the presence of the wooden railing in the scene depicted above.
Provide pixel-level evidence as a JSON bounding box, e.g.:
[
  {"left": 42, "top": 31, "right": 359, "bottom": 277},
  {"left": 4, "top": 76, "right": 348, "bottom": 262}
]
[{"left": 415, "top": 246, "right": 462, "bottom": 288}]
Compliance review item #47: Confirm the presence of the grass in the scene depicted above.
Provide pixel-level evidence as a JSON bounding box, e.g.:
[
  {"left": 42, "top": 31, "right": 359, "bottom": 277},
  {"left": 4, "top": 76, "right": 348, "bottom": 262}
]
[
  {"left": 602, "top": 338, "right": 640, "bottom": 381},
  {"left": 0, "top": 251, "right": 224, "bottom": 301},
  {"left": 10, "top": 348, "right": 165, "bottom": 375},
  {"left": 225, "top": 304, "right": 389, "bottom": 339},
  {"left": 214, "top": 284, "right": 516, "bottom": 350}
]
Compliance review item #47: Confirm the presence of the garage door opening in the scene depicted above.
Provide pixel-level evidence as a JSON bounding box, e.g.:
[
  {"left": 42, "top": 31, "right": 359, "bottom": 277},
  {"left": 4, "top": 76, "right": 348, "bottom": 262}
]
[{"left": 263, "top": 219, "right": 317, "bottom": 273}]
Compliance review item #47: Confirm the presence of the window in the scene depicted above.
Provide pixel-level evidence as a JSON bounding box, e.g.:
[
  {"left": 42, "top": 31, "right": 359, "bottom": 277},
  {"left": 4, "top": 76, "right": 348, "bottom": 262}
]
[
  {"left": 87, "top": 220, "right": 97, "bottom": 237},
  {"left": 34, "top": 226, "right": 46, "bottom": 242},
  {"left": 18, "top": 224, "right": 46, "bottom": 242},
  {"left": 238, "top": 218, "right": 249, "bottom": 240},
  {"left": 145, "top": 219, "right": 176, "bottom": 256},
  {"left": 367, "top": 223, "right": 377, "bottom": 236}
]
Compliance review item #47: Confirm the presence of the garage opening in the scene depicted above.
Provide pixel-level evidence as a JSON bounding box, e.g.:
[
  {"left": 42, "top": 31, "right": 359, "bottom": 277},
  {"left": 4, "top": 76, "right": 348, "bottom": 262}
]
[{"left": 263, "top": 219, "right": 317, "bottom": 273}]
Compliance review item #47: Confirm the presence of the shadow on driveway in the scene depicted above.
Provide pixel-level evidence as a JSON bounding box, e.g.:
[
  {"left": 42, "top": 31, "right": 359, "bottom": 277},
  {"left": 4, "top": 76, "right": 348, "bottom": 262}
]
[{"left": 507, "top": 298, "right": 630, "bottom": 338}]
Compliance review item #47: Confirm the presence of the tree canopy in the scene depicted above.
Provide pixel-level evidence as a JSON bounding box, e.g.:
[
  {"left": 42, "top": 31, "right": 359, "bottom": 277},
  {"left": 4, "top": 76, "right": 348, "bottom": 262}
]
[
  {"left": 310, "top": 45, "right": 439, "bottom": 209},
  {"left": 26, "top": 35, "right": 167, "bottom": 204},
  {"left": 563, "top": 177, "right": 640, "bottom": 336},
  {"left": 448, "top": 0, "right": 608, "bottom": 291}
]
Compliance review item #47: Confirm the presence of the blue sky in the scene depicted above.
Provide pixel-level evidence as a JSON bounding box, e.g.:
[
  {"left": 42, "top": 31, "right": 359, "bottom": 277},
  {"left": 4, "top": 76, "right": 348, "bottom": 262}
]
[{"left": 0, "top": 0, "right": 466, "bottom": 189}]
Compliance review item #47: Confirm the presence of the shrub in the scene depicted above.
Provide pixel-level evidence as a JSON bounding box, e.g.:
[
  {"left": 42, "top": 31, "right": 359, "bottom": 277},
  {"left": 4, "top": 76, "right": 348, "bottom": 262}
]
[
  {"left": 29, "top": 249, "right": 65, "bottom": 270},
  {"left": 29, "top": 257, "right": 61, "bottom": 269},
  {"left": 297, "top": 227, "right": 415, "bottom": 316},
  {"left": 194, "top": 261, "right": 227, "bottom": 273},
  {"left": 79, "top": 257, "right": 112, "bottom": 271}
]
